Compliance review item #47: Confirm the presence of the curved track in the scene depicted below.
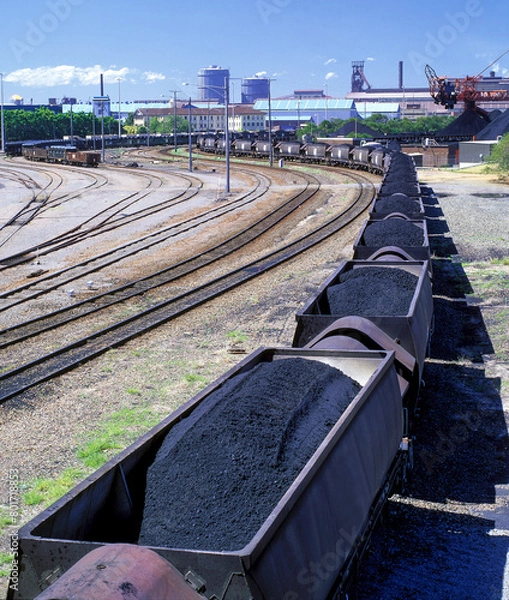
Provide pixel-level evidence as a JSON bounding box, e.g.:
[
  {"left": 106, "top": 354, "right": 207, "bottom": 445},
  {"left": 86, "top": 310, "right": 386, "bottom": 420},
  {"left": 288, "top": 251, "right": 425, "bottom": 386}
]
[
  {"left": 0, "top": 158, "right": 375, "bottom": 403},
  {"left": 0, "top": 160, "right": 195, "bottom": 268},
  {"left": 0, "top": 168, "right": 273, "bottom": 309}
]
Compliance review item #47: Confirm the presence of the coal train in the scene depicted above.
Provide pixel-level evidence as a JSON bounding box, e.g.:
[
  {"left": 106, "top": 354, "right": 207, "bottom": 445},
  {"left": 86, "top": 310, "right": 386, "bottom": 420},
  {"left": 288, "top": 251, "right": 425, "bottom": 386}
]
[
  {"left": 8, "top": 149, "right": 434, "bottom": 600},
  {"left": 5, "top": 132, "right": 198, "bottom": 161},
  {"left": 198, "top": 134, "right": 391, "bottom": 174},
  {"left": 22, "top": 143, "right": 101, "bottom": 167}
]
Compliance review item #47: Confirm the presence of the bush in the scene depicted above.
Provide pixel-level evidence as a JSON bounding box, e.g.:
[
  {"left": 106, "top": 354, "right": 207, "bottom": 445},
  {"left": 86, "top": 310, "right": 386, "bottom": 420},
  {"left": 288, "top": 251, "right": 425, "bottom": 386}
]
[{"left": 488, "top": 132, "right": 509, "bottom": 171}]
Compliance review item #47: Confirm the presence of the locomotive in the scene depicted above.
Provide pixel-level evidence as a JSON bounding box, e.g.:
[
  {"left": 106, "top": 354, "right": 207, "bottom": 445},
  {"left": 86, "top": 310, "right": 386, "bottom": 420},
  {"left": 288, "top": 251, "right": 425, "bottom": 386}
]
[{"left": 8, "top": 149, "right": 434, "bottom": 600}]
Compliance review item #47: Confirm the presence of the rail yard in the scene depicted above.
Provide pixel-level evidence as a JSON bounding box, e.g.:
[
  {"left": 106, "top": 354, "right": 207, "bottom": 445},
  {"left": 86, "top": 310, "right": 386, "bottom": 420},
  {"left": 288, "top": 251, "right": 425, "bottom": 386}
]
[{"left": 0, "top": 144, "right": 508, "bottom": 599}]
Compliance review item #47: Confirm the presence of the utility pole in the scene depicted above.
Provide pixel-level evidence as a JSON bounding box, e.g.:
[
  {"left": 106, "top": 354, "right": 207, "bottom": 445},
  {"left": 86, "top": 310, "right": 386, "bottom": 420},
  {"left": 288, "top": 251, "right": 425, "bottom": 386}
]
[
  {"left": 224, "top": 76, "right": 230, "bottom": 193},
  {"left": 100, "top": 74, "right": 105, "bottom": 162},
  {"left": 268, "top": 78, "right": 275, "bottom": 167},
  {"left": 1, "top": 72, "right": 6, "bottom": 154},
  {"left": 70, "top": 102, "right": 74, "bottom": 145},
  {"left": 174, "top": 90, "right": 178, "bottom": 152},
  {"left": 117, "top": 77, "right": 122, "bottom": 138},
  {"left": 188, "top": 97, "right": 193, "bottom": 172}
]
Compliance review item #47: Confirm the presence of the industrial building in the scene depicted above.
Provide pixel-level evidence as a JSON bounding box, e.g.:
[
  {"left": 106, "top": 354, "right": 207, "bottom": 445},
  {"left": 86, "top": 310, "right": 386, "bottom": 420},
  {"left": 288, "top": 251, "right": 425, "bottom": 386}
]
[
  {"left": 347, "top": 60, "right": 509, "bottom": 118},
  {"left": 132, "top": 103, "right": 265, "bottom": 133},
  {"left": 4, "top": 60, "right": 509, "bottom": 169}
]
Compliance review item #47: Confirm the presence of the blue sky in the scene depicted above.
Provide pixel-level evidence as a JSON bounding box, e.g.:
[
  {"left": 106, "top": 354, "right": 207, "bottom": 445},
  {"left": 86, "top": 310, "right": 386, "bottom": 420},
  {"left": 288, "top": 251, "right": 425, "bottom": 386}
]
[{"left": 1, "top": 0, "right": 509, "bottom": 105}]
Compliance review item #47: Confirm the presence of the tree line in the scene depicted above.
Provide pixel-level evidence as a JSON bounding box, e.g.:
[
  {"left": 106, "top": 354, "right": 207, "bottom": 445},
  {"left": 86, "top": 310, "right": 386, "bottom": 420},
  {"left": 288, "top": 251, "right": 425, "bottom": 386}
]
[
  {"left": 2, "top": 108, "right": 457, "bottom": 144},
  {"left": 2, "top": 107, "right": 119, "bottom": 142},
  {"left": 296, "top": 114, "right": 456, "bottom": 140}
]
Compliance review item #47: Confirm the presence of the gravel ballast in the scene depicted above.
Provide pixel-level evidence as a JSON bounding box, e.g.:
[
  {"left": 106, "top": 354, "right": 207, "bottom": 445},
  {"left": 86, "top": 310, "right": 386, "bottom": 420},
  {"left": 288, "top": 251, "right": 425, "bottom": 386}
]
[{"left": 138, "top": 357, "right": 361, "bottom": 551}]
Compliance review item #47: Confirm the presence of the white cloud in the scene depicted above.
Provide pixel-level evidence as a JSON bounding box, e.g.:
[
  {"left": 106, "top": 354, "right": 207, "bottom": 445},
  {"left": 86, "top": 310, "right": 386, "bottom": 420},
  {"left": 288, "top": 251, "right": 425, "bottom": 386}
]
[
  {"left": 143, "top": 71, "right": 166, "bottom": 84},
  {"left": 366, "top": 57, "right": 375, "bottom": 62},
  {"left": 4, "top": 65, "right": 141, "bottom": 87},
  {"left": 325, "top": 71, "right": 338, "bottom": 80},
  {"left": 491, "top": 63, "right": 509, "bottom": 77},
  {"left": 255, "top": 71, "right": 268, "bottom": 78},
  {"left": 325, "top": 58, "right": 336, "bottom": 65}
]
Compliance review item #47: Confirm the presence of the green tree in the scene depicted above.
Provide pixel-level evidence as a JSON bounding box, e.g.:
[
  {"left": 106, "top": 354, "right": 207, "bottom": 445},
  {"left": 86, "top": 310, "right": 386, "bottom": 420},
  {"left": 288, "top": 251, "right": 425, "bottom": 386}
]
[
  {"left": 149, "top": 115, "right": 188, "bottom": 134},
  {"left": 124, "top": 112, "right": 135, "bottom": 127},
  {"left": 2, "top": 108, "right": 119, "bottom": 142},
  {"left": 488, "top": 132, "right": 509, "bottom": 171}
]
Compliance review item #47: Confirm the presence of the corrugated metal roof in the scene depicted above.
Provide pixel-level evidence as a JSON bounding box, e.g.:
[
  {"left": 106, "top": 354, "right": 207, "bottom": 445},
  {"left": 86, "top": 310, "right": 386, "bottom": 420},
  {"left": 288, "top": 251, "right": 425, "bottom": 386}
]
[
  {"left": 354, "top": 102, "right": 400, "bottom": 112},
  {"left": 269, "top": 115, "right": 313, "bottom": 122},
  {"left": 62, "top": 102, "right": 171, "bottom": 114},
  {"left": 254, "top": 99, "right": 354, "bottom": 111}
]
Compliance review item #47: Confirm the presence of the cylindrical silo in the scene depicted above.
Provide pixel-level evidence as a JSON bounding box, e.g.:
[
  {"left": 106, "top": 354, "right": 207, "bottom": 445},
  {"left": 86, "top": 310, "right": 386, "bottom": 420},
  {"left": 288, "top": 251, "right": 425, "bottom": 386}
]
[
  {"left": 198, "top": 66, "right": 230, "bottom": 103},
  {"left": 241, "top": 77, "right": 270, "bottom": 103}
]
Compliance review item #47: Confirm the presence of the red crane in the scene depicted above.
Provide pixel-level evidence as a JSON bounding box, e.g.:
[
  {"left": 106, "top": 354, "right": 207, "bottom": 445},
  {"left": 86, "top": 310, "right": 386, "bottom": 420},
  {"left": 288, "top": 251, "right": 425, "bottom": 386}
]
[{"left": 425, "top": 49, "right": 509, "bottom": 113}]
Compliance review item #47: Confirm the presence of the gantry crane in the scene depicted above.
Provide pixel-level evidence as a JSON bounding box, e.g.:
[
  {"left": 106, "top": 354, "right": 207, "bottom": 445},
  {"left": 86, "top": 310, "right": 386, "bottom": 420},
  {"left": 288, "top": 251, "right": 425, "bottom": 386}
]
[{"left": 425, "top": 49, "right": 509, "bottom": 112}]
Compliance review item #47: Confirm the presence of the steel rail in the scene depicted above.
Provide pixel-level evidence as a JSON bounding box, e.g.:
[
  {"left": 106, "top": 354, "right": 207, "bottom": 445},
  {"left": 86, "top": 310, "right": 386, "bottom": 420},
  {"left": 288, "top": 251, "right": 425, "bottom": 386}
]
[
  {"left": 0, "top": 169, "right": 272, "bottom": 309},
  {"left": 0, "top": 172, "right": 375, "bottom": 403},
  {"left": 0, "top": 170, "right": 301, "bottom": 342}
]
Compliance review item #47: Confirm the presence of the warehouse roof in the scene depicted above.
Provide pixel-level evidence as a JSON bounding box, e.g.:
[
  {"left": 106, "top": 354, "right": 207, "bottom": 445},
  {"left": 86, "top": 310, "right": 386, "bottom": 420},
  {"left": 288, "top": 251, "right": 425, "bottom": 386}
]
[
  {"left": 254, "top": 99, "right": 354, "bottom": 111},
  {"left": 354, "top": 102, "right": 400, "bottom": 117}
]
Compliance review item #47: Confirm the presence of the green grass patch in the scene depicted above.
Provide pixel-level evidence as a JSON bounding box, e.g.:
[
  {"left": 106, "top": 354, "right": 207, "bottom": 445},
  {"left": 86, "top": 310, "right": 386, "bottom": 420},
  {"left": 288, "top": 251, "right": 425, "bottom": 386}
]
[
  {"left": 183, "top": 372, "right": 208, "bottom": 385},
  {"left": 76, "top": 405, "right": 162, "bottom": 469},
  {"left": 0, "top": 552, "right": 14, "bottom": 578},
  {"left": 21, "top": 467, "right": 87, "bottom": 507},
  {"left": 491, "top": 257, "right": 509, "bottom": 266},
  {"left": 126, "top": 387, "right": 142, "bottom": 396},
  {"left": 226, "top": 330, "right": 248, "bottom": 344},
  {"left": 0, "top": 508, "right": 14, "bottom": 535},
  {"left": 19, "top": 404, "right": 165, "bottom": 509}
]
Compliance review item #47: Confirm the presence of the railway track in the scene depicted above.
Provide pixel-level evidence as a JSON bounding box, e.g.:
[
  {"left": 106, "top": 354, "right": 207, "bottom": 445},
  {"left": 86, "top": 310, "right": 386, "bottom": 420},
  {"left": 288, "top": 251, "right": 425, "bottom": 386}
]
[
  {"left": 0, "top": 168, "right": 273, "bottom": 311},
  {"left": 0, "top": 166, "right": 63, "bottom": 248},
  {"left": 0, "top": 162, "right": 190, "bottom": 269},
  {"left": 0, "top": 168, "right": 375, "bottom": 403}
]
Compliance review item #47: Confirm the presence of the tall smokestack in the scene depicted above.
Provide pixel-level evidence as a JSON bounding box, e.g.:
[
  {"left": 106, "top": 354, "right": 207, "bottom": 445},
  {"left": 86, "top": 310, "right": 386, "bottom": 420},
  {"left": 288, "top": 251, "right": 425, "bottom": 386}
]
[
  {"left": 100, "top": 73, "right": 104, "bottom": 96},
  {"left": 399, "top": 61, "right": 403, "bottom": 89}
]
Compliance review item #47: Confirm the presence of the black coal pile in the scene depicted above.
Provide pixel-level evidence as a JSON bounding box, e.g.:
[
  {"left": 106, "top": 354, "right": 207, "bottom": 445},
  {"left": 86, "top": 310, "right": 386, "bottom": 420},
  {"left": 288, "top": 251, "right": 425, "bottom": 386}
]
[
  {"left": 379, "top": 180, "right": 421, "bottom": 197},
  {"left": 383, "top": 171, "right": 418, "bottom": 184},
  {"left": 372, "top": 194, "right": 421, "bottom": 215},
  {"left": 362, "top": 219, "right": 424, "bottom": 247},
  {"left": 437, "top": 108, "right": 490, "bottom": 137},
  {"left": 327, "top": 266, "right": 418, "bottom": 316},
  {"left": 331, "top": 121, "right": 379, "bottom": 137},
  {"left": 387, "top": 151, "right": 416, "bottom": 168},
  {"left": 383, "top": 164, "right": 417, "bottom": 181},
  {"left": 476, "top": 107, "right": 509, "bottom": 140},
  {"left": 139, "top": 357, "right": 361, "bottom": 551}
]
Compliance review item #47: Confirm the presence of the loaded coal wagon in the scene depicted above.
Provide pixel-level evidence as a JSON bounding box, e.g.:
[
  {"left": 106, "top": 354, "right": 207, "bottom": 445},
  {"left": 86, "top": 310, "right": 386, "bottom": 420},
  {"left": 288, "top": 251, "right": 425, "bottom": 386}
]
[{"left": 9, "top": 347, "right": 408, "bottom": 600}]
